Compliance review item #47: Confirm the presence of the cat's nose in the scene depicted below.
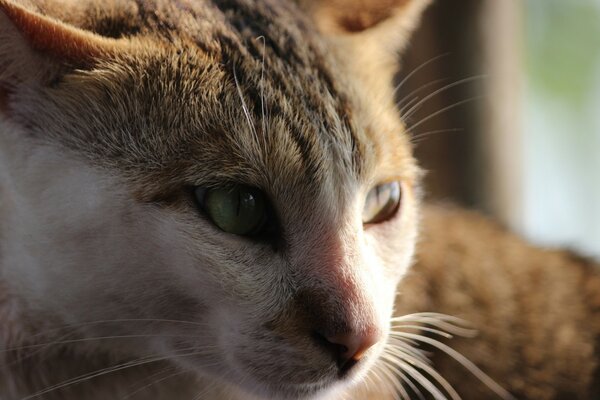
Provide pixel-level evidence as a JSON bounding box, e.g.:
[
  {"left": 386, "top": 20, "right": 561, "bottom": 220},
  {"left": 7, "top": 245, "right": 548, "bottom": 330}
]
[{"left": 316, "top": 329, "right": 381, "bottom": 373}]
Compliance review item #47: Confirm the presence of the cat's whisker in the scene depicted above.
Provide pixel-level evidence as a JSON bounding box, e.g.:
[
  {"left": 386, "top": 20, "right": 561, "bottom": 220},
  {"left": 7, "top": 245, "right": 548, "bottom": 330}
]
[
  {"left": 382, "top": 363, "right": 410, "bottom": 400},
  {"left": 391, "top": 312, "right": 477, "bottom": 338},
  {"left": 123, "top": 364, "right": 178, "bottom": 395},
  {"left": 2, "top": 334, "right": 214, "bottom": 354},
  {"left": 410, "top": 128, "right": 464, "bottom": 145},
  {"left": 401, "top": 75, "right": 486, "bottom": 122},
  {"left": 398, "top": 75, "right": 483, "bottom": 119},
  {"left": 380, "top": 358, "right": 443, "bottom": 400},
  {"left": 370, "top": 363, "right": 403, "bottom": 400},
  {"left": 190, "top": 378, "right": 220, "bottom": 400},
  {"left": 7, "top": 318, "right": 211, "bottom": 370},
  {"left": 232, "top": 64, "right": 261, "bottom": 154},
  {"left": 391, "top": 332, "right": 514, "bottom": 400},
  {"left": 384, "top": 313, "right": 514, "bottom": 399},
  {"left": 17, "top": 318, "right": 211, "bottom": 340},
  {"left": 21, "top": 354, "right": 182, "bottom": 399},
  {"left": 121, "top": 367, "right": 189, "bottom": 399},
  {"left": 381, "top": 354, "right": 451, "bottom": 400},
  {"left": 380, "top": 354, "right": 422, "bottom": 400},
  {"left": 392, "top": 53, "right": 451, "bottom": 98},
  {"left": 381, "top": 351, "right": 427, "bottom": 400},
  {"left": 383, "top": 341, "right": 431, "bottom": 366},
  {"left": 399, "top": 370, "right": 427, "bottom": 400},
  {"left": 392, "top": 336, "right": 422, "bottom": 349},
  {"left": 407, "top": 95, "right": 485, "bottom": 133},
  {"left": 20, "top": 347, "right": 217, "bottom": 400},
  {"left": 8, "top": 328, "right": 79, "bottom": 368},
  {"left": 390, "top": 324, "right": 455, "bottom": 339},
  {"left": 391, "top": 312, "right": 472, "bottom": 326},
  {"left": 383, "top": 349, "right": 460, "bottom": 400},
  {"left": 397, "top": 78, "right": 449, "bottom": 111},
  {"left": 360, "top": 370, "right": 378, "bottom": 396},
  {"left": 256, "top": 35, "right": 268, "bottom": 139}
]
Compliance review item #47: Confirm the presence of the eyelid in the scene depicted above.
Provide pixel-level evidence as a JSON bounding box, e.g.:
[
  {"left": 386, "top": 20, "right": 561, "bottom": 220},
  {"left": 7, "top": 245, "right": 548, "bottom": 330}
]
[{"left": 362, "top": 181, "right": 402, "bottom": 225}]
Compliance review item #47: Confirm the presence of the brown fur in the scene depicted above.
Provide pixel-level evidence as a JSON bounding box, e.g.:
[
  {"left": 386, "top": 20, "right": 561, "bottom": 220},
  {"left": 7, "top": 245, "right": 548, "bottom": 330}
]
[
  {"left": 0, "top": 0, "right": 599, "bottom": 399},
  {"left": 395, "top": 206, "right": 600, "bottom": 399}
]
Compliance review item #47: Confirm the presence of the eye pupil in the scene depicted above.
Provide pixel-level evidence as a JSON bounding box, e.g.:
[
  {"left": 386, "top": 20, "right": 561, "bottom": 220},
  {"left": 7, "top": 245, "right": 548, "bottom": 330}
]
[
  {"left": 196, "top": 185, "right": 268, "bottom": 236},
  {"left": 362, "top": 181, "right": 402, "bottom": 224}
]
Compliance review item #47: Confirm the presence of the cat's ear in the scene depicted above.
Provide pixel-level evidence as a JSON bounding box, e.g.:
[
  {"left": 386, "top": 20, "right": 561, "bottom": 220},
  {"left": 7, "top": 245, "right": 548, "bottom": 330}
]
[
  {"left": 299, "top": 0, "right": 431, "bottom": 91},
  {"left": 299, "top": 0, "right": 430, "bottom": 48},
  {"left": 0, "top": 0, "right": 128, "bottom": 86}
]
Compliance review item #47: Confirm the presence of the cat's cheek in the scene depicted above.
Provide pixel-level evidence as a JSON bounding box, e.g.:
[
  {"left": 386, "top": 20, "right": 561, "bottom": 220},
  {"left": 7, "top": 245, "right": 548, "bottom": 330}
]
[{"left": 0, "top": 143, "right": 213, "bottom": 341}]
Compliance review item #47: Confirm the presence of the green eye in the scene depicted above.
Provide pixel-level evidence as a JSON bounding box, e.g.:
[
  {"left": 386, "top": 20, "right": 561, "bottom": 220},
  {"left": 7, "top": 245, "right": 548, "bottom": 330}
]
[
  {"left": 362, "top": 181, "right": 402, "bottom": 224},
  {"left": 196, "top": 185, "right": 268, "bottom": 236}
]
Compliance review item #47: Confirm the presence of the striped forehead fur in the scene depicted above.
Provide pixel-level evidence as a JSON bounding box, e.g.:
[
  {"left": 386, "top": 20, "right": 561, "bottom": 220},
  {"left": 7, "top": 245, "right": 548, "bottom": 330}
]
[{"left": 10, "top": 0, "right": 375, "bottom": 207}]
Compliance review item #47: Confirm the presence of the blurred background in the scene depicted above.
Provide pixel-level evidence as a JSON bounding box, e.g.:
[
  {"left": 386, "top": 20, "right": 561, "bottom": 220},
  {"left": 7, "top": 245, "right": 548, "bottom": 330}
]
[{"left": 397, "top": 0, "right": 600, "bottom": 260}]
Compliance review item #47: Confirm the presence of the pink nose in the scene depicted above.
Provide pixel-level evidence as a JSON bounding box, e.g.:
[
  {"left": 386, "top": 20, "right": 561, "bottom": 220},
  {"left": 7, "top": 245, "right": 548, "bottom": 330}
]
[{"left": 323, "top": 330, "right": 381, "bottom": 372}]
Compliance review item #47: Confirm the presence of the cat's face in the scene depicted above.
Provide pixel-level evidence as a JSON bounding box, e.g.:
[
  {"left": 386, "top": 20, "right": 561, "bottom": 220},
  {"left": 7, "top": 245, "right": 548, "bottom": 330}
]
[{"left": 0, "top": 0, "right": 428, "bottom": 398}]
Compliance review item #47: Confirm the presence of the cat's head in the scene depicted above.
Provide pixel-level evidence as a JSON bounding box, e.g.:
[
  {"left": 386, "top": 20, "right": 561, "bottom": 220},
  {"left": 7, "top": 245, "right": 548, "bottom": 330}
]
[{"left": 0, "top": 0, "right": 428, "bottom": 398}]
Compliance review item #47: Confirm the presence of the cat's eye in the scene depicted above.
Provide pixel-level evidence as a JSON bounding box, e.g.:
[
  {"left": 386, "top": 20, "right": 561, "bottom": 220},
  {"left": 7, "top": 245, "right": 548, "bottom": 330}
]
[
  {"left": 362, "top": 181, "right": 402, "bottom": 224},
  {"left": 195, "top": 185, "right": 268, "bottom": 236}
]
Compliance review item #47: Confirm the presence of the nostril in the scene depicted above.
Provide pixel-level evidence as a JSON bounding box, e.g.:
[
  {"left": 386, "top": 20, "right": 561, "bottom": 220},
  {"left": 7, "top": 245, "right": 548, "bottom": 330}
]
[
  {"left": 326, "top": 332, "right": 378, "bottom": 370},
  {"left": 312, "top": 330, "right": 380, "bottom": 374},
  {"left": 312, "top": 331, "right": 348, "bottom": 360}
]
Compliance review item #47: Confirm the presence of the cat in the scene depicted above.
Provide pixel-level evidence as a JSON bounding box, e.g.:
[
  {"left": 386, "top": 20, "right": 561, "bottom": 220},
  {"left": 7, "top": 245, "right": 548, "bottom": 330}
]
[
  {"left": 0, "top": 0, "right": 428, "bottom": 399},
  {"left": 0, "top": 0, "right": 598, "bottom": 400}
]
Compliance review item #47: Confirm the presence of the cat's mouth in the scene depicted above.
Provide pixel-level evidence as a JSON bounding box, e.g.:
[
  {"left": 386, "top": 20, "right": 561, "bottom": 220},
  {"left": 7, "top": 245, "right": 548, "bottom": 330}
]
[
  {"left": 228, "top": 370, "right": 349, "bottom": 400},
  {"left": 219, "top": 335, "right": 382, "bottom": 399},
  {"left": 196, "top": 291, "right": 388, "bottom": 398}
]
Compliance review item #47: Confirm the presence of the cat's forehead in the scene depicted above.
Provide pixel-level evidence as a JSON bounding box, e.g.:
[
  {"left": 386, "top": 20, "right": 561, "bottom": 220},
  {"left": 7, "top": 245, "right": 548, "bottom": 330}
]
[{"left": 28, "top": 0, "right": 414, "bottom": 205}]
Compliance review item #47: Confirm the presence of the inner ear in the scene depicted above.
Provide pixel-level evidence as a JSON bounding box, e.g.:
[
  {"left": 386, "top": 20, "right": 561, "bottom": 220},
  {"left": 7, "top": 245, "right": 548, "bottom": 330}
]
[
  {"left": 298, "top": 0, "right": 429, "bottom": 36},
  {"left": 0, "top": 0, "right": 130, "bottom": 83},
  {"left": 2, "top": 0, "right": 130, "bottom": 63},
  {"left": 314, "top": 0, "right": 412, "bottom": 33}
]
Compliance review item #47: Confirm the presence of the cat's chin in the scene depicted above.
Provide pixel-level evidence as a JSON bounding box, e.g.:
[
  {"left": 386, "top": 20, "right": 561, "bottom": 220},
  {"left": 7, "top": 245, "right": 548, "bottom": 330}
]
[
  {"left": 227, "top": 348, "right": 377, "bottom": 399},
  {"left": 241, "top": 380, "right": 341, "bottom": 400},
  {"left": 170, "top": 347, "right": 366, "bottom": 400},
  {"left": 180, "top": 350, "right": 374, "bottom": 400},
  {"left": 216, "top": 374, "right": 348, "bottom": 400}
]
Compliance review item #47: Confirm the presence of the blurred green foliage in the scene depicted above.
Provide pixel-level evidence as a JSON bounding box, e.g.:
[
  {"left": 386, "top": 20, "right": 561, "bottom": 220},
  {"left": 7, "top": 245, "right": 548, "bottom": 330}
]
[{"left": 526, "top": 0, "right": 600, "bottom": 108}]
